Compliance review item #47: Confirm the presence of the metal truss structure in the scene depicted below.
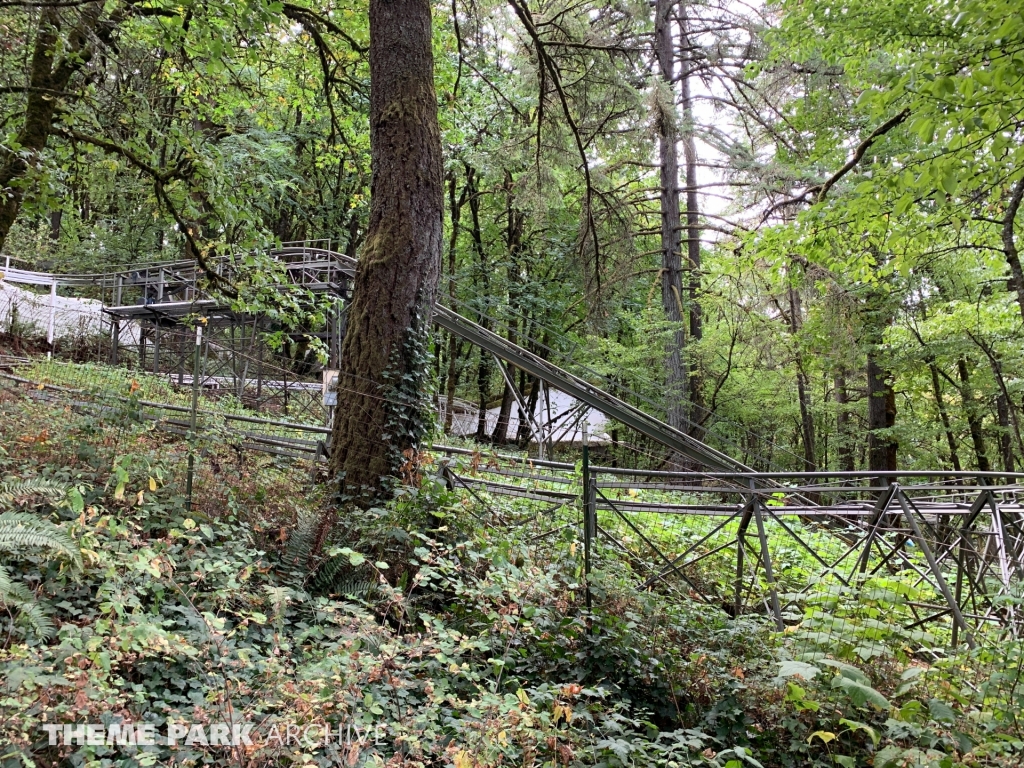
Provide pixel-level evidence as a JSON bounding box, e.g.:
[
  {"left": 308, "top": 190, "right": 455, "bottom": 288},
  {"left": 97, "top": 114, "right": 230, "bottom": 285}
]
[
  {"left": 3, "top": 243, "right": 349, "bottom": 423},
  {"left": 2, "top": 245, "right": 766, "bottom": 469},
  {"left": 3, "top": 246, "right": 1024, "bottom": 646},
  {"left": 579, "top": 467, "right": 1024, "bottom": 647},
  {"left": 3, "top": 366, "right": 1023, "bottom": 646}
]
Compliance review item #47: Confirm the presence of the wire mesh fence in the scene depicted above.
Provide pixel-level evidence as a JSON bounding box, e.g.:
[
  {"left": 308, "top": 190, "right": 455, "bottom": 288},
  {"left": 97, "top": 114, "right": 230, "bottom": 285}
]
[
  {"left": 5, "top": 352, "right": 1024, "bottom": 653},
  {"left": 5, "top": 356, "right": 1023, "bottom": 646},
  {"left": 4, "top": 355, "right": 1024, "bottom": 752}
]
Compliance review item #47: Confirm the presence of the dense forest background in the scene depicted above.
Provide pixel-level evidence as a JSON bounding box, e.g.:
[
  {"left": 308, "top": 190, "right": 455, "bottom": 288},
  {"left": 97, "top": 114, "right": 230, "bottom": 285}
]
[
  {"left": 3, "top": 0, "right": 1024, "bottom": 475},
  {"left": 4, "top": 3, "right": 1024, "bottom": 767}
]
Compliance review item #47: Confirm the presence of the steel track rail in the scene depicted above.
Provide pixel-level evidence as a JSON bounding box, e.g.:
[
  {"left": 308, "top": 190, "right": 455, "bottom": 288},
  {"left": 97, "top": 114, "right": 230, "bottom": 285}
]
[{"left": 5, "top": 246, "right": 764, "bottom": 477}]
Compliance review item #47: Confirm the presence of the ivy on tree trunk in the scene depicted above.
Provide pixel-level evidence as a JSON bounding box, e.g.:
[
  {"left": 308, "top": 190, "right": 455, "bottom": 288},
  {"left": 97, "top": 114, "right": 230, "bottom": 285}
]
[{"left": 328, "top": 0, "right": 443, "bottom": 500}]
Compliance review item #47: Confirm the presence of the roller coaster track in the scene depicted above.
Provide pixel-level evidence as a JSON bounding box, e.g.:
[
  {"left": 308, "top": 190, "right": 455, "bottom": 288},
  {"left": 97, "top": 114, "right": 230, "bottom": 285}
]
[
  {"left": 307, "top": 248, "right": 750, "bottom": 472},
  {"left": 11, "top": 249, "right": 1024, "bottom": 640},
  {"left": 2, "top": 245, "right": 752, "bottom": 473},
  {"left": 432, "top": 305, "right": 744, "bottom": 471}
]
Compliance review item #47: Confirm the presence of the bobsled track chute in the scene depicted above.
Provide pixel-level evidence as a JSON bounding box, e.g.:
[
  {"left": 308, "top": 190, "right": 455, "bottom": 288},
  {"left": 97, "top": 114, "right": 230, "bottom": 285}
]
[
  {"left": 4, "top": 243, "right": 1024, "bottom": 643},
  {"left": 2, "top": 244, "right": 751, "bottom": 473}
]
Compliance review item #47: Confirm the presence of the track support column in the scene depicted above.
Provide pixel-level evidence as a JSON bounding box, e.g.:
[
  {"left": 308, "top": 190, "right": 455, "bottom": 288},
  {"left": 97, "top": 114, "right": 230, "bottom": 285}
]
[
  {"left": 751, "top": 488, "right": 784, "bottom": 630},
  {"left": 582, "top": 424, "right": 594, "bottom": 613},
  {"left": 185, "top": 320, "right": 205, "bottom": 510},
  {"left": 895, "top": 487, "right": 976, "bottom": 649}
]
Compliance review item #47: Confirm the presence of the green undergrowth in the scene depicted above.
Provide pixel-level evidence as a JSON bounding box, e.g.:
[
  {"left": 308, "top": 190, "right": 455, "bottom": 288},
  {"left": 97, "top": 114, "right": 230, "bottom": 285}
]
[
  {"left": 0, "top": 379, "right": 1022, "bottom": 768},
  {"left": 13, "top": 358, "right": 321, "bottom": 426}
]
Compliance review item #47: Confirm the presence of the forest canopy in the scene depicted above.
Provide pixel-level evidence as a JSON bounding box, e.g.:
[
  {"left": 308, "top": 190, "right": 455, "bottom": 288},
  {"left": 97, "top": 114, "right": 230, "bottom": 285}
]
[
  {"left": 2, "top": 3, "right": 1024, "bottom": 768},
  {"left": 1, "top": 0, "right": 1023, "bottom": 475}
]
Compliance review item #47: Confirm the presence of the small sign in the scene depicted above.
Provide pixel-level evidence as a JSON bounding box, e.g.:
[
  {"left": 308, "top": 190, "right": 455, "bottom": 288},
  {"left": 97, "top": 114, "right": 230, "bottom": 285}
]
[{"left": 323, "top": 369, "right": 339, "bottom": 406}]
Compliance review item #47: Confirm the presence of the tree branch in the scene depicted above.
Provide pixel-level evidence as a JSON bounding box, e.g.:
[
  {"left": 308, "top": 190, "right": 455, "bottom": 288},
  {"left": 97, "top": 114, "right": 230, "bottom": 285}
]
[
  {"left": 761, "top": 109, "right": 911, "bottom": 221},
  {"left": 507, "top": 0, "right": 602, "bottom": 293},
  {"left": 55, "top": 127, "right": 236, "bottom": 298},
  {"left": 1001, "top": 173, "right": 1024, "bottom": 321},
  {"left": 0, "top": 86, "right": 76, "bottom": 97},
  {"left": 282, "top": 3, "right": 367, "bottom": 54},
  {"left": 55, "top": 127, "right": 185, "bottom": 182}
]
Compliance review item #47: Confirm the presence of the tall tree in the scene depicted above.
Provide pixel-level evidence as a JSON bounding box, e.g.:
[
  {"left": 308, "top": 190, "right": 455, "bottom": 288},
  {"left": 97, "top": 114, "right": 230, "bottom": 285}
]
[
  {"left": 0, "top": 4, "right": 101, "bottom": 252},
  {"left": 328, "top": 0, "right": 443, "bottom": 497},
  {"left": 655, "top": 0, "right": 687, "bottom": 434},
  {"left": 677, "top": 5, "right": 703, "bottom": 431}
]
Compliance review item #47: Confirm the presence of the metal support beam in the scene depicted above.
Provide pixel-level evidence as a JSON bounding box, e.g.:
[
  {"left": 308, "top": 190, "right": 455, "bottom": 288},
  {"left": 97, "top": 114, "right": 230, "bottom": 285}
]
[
  {"left": 734, "top": 497, "right": 754, "bottom": 616},
  {"left": 109, "top": 319, "right": 120, "bottom": 365},
  {"left": 493, "top": 354, "right": 545, "bottom": 456},
  {"left": 582, "top": 425, "right": 593, "bottom": 612},
  {"left": 185, "top": 323, "right": 203, "bottom": 510},
  {"left": 895, "top": 487, "right": 976, "bottom": 649},
  {"left": 752, "top": 494, "right": 785, "bottom": 630},
  {"left": 434, "top": 305, "right": 748, "bottom": 472},
  {"left": 858, "top": 484, "right": 897, "bottom": 575},
  {"left": 46, "top": 279, "right": 56, "bottom": 354}
]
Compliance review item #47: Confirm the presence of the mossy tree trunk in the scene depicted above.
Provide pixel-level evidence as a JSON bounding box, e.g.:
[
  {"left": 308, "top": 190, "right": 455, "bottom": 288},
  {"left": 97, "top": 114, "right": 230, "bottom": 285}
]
[
  {"left": 0, "top": 6, "right": 99, "bottom": 252},
  {"left": 328, "top": 0, "right": 443, "bottom": 499},
  {"left": 655, "top": 0, "right": 687, "bottom": 435}
]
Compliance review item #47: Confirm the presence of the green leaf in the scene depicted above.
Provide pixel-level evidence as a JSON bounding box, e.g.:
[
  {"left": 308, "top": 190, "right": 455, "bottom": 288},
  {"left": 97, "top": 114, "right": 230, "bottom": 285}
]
[
  {"left": 940, "top": 171, "right": 958, "bottom": 195},
  {"left": 932, "top": 76, "right": 955, "bottom": 96},
  {"left": 777, "top": 660, "right": 821, "bottom": 680},
  {"left": 834, "top": 677, "right": 891, "bottom": 711},
  {"left": 915, "top": 118, "right": 935, "bottom": 143},
  {"left": 818, "top": 659, "right": 870, "bottom": 685},
  {"left": 893, "top": 194, "right": 914, "bottom": 215},
  {"left": 928, "top": 698, "right": 958, "bottom": 724},
  {"left": 839, "top": 718, "right": 879, "bottom": 746},
  {"left": 875, "top": 745, "right": 904, "bottom": 768},
  {"left": 67, "top": 488, "right": 84, "bottom": 514},
  {"left": 900, "top": 666, "right": 926, "bottom": 681}
]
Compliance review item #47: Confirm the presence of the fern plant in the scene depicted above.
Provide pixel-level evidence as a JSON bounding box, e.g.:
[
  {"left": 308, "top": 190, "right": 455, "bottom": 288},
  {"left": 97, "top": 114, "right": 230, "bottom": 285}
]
[
  {"left": 0, "top": 479, "right": 82, "bottom": 639},
  {"left": 0, "top": 477, "right": 68, "bottom": 508},
  {"left": 279, "top": 508, "right": 319, "bottom": 589}
]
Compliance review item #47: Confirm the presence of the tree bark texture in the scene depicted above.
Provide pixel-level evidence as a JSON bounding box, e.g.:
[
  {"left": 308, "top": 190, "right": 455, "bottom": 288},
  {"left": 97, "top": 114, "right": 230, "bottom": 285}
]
[
  {"left": 834, "top": 372, "right": 855, "bottom": 472},
  {"left": 328, "top": 0, "right": 443, "bottom": 496},
  {"left": 679, "top": 6, "right": 703, "bottom": 434},
  {"left": 443, "top": 171, "right": 466, "bottom": 434},
  {"left": 491, "top": 173, "right": 526, "bottom": 444},
  {"left": 996, "top": 393, "right": 1014, "bottom": 476},
  {"left": 866, "top": 351, "right": 897, "bottom": 472},
  {"left": 463, "top": 166, "right": 495, "bottom": 440},
  {"left": 956, "top": 358, "right": 991, "bottom": 474},
  {"left": 655, "top": 0, "right": 687, "bottom": 434},
  {"left": 1002, "top": 174, "right": 1024, "bottom": 322},
  {"left": 786, "top": 282, "right": 815, "bottom": 470},
  {"left": 864, "top": 286, "right": 897, "bottom": 473}
]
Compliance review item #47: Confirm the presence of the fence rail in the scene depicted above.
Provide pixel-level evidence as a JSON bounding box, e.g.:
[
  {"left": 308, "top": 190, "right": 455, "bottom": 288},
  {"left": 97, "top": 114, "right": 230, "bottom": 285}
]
[{"left": 3, "top": 353, "right": 1024, "bottom": 648}]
